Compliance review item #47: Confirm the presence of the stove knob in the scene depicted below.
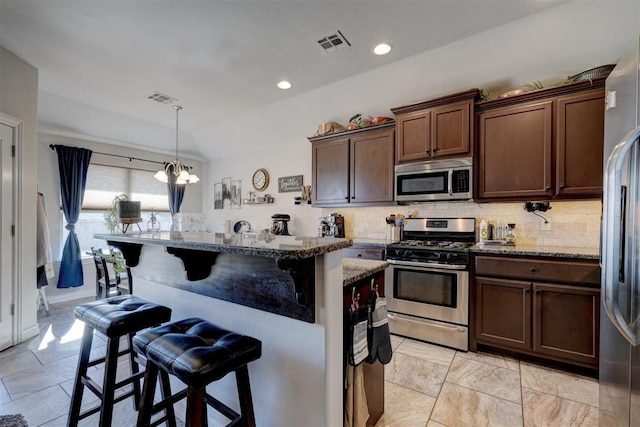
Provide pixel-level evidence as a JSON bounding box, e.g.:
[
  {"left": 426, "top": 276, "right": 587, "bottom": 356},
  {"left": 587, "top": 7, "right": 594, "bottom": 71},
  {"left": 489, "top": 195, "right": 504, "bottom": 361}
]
[{"left": 402, "top": 250, "right": 413, "bottom": 258}]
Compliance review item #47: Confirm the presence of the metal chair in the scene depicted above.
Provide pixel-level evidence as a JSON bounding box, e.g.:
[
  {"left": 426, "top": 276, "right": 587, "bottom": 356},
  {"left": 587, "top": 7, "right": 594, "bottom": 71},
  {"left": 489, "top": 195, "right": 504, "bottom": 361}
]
[{"left": 91, "top": 247, "right": 132, "bottom": 299}]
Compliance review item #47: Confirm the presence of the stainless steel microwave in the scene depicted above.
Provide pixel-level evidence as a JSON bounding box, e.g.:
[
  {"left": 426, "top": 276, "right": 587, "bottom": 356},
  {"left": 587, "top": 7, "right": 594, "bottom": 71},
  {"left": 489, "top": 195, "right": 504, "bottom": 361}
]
[{"left": 395, "top": 157, "right": 473, "bottom": 202}]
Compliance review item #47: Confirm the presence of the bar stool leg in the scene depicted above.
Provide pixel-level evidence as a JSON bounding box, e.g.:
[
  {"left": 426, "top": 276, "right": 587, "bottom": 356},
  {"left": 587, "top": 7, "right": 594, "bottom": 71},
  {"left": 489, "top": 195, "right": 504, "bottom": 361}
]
[
  {"left": 235, "top": 366, "right": 256, "bottom": 427},
  {"left": 159, "top": 371, "right": 177, "bottom": 427},
  {"left": 127, "top": 333, "right": 142, "bottom": 409},
  {"left": 68, "top": 324, "right": 93, "bottom": 427},
  {"left": 137, "top": 362, "right": 159, "bottom": 426},
  {"left": 99, "top": 336, "right": 121, "bottom": 427},
  {"left": 186, "top": 387, "right": 207, "bottom": 427}
]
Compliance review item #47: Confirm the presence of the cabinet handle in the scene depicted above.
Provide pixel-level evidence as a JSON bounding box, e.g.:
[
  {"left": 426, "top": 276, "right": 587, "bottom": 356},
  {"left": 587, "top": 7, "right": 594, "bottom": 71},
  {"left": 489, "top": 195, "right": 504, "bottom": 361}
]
[
  {"left": 432, "top": 147, "right": 439, "bottom": 152},
  {"left": 545, "top": 186, "right": 551, "bottom": 191},
  {"left": 559, "top": 184, "right": 565, "bottom": 190},
  {"left": 426, "top": 149, "right": 431, "bottom": 154},
  {"left": 530, "top": 267, "right": 537, "bottom": 272}
]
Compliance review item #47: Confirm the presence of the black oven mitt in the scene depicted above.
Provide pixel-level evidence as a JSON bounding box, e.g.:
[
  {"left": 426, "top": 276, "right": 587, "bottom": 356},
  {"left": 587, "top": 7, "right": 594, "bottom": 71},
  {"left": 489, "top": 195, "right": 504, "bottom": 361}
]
[{"left": 366, "top": 292, "right": 393, "bottom": 365}]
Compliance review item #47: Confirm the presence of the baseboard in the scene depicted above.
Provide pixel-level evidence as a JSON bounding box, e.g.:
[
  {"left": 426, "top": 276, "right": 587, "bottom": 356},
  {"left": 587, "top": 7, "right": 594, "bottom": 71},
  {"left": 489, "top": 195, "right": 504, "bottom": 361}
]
[
  {"left": 21, "top": 323, "right": 40, "bottom": 341},
  {"left": 44, "top": 288, "right": 95, "bottom": 305}
]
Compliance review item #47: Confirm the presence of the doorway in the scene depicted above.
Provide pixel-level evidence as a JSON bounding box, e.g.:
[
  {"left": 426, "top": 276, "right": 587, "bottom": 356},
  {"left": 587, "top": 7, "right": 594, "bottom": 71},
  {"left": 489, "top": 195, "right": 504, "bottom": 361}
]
[{"left": 0, "top": 117, "right": 16, "bottom": 351}]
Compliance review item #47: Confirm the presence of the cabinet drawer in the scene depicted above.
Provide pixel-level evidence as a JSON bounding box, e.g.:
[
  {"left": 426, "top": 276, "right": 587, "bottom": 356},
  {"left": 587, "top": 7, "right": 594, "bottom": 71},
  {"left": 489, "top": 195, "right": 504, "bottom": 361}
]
[
  {"left": 475, "top": 256, "right": 600, "bottom": 285},
  {"left": 344, "top": 248, "right": 386, "bottom": 260}
]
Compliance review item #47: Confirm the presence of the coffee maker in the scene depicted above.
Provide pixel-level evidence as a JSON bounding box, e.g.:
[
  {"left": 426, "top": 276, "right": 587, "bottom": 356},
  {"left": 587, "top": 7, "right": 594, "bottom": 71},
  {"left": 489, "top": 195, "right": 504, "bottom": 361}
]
[
  {"left": 271, "top": 214, "right": 291, "bottom": 235},
  {"left": 323, "top": 213, "right": 345, "bottom": 238}
]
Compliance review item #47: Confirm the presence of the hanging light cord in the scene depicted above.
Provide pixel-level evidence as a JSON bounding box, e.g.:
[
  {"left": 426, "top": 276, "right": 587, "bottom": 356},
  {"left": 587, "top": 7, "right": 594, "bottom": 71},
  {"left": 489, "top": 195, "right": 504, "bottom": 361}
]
[{"left": 173, "top": 105, "right": 182, "bottom": 162}]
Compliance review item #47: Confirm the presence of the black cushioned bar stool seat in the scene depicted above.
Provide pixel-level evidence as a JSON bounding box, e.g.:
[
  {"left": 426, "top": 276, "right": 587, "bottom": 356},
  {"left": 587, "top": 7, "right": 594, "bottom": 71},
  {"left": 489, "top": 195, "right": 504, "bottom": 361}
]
[
  {"left": 68, "top": 295, "right": 172, "bottom": 427},
  {"left": 134, "top": 317, "right": 262, "bottom": 427}
]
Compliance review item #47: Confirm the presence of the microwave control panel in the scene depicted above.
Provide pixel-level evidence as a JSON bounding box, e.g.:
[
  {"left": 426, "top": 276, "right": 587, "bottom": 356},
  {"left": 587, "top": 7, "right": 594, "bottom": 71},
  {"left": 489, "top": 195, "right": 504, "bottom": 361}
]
[{"left": 452, "top": 170, "right": 470, "bottom": 193}]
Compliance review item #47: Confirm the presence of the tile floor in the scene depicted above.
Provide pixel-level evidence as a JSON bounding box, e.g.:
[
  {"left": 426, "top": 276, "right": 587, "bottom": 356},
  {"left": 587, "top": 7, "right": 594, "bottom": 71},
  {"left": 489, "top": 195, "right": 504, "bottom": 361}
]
[
  {"left": 0, "top": 298, "right": 599, "bottom": 426},
  {"left": 378, "top": 335, "right": 599, "bottom": 427}
]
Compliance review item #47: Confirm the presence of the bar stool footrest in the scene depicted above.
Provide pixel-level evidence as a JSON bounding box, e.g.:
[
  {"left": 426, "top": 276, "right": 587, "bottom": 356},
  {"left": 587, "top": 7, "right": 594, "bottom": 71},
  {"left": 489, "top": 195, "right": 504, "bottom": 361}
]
[{"left": 204, "top": 393, "right": 241, "bottom": 424}]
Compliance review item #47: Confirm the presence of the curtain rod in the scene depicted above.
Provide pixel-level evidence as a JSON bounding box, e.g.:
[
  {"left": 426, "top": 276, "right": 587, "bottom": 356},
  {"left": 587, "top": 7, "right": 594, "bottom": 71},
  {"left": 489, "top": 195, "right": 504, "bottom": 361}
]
[{"left": 48, "top": 144, "right": 194, "bottom": 169}]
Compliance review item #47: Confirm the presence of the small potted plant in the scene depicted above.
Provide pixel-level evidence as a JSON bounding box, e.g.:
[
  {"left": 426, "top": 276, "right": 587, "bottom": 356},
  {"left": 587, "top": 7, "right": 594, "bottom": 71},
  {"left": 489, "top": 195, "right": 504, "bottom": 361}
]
[{"left": 103, "top": 194, "right": 128, "bottom": 233}]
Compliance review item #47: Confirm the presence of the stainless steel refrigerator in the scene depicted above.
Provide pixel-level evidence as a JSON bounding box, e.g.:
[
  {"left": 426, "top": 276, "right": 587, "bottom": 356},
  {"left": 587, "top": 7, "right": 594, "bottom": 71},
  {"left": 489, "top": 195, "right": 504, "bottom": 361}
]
[{"left": 600, "top": 34, "right": 640, "bottom": 426}]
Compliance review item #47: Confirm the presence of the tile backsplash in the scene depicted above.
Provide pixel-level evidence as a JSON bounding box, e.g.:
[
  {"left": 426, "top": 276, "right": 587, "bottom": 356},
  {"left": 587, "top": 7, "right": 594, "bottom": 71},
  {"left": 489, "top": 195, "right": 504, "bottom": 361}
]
[{"left": 323, "top": 199, "right": 601, "bottom": 248}]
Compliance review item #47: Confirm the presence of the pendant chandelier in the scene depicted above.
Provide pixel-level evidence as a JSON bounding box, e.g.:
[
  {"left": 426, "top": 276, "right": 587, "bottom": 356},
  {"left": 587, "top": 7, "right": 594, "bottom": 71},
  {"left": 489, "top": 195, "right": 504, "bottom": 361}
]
[{"left": 153, "top": 105, "right": 200, "bottom": 185}]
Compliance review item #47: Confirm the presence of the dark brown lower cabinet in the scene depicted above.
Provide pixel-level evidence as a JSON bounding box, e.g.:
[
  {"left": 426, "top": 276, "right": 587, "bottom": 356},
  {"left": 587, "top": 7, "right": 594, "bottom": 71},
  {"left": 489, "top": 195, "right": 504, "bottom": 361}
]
[
  {"left": 475, "top": 277, "right": 531, "bottom": 351},
  {"left": 533, "top": 283, "right": 599, "bottom": 367},
  {"left": 472, "top": 255, "right": 600, "bottom": 370}
]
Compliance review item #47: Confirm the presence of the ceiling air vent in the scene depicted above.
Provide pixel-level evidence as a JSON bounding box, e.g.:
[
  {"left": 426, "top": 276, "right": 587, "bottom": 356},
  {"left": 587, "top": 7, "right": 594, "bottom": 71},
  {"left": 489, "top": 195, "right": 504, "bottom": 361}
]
[
  {"left": 145, "top": 91, "right": 179, "bottom": 104},
  {"left": 316, "top": 30, "right": 351, "bottom": 53}
]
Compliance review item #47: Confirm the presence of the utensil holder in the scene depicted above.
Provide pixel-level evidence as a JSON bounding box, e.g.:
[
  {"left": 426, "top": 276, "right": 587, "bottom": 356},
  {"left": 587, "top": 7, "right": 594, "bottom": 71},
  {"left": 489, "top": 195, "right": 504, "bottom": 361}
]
[{"left": 387, "top": 225, "right": 403, "bottom": 242}]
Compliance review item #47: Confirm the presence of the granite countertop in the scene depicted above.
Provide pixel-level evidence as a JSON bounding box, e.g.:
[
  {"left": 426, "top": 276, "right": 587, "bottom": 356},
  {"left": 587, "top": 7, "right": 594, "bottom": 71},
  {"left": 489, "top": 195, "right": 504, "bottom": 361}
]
[
  {"left": 350, "top": 238, "right": 394, "bottom": 248},
  {"left": 95, "top": 231, "right": 352, "bottom": 260},
  {"left": 470, "top": 244, "right": 599, "bottom": 260},
  {"left": 343, "top": 258, "right": 389, "bottom": 286}
]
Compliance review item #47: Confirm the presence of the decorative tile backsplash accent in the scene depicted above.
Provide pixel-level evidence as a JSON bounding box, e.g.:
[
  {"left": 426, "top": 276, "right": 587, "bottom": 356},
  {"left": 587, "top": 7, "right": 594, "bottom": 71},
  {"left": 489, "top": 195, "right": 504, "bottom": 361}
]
[{"left": 323, "top": 200, "right": 602, "bottom": 249}]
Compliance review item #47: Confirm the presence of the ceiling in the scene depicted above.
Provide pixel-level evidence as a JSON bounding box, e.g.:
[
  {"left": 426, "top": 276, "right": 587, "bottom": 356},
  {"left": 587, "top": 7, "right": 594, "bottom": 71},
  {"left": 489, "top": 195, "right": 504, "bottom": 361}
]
[{"left": 0, "top": 0, "right": 604, "bottom": 160}]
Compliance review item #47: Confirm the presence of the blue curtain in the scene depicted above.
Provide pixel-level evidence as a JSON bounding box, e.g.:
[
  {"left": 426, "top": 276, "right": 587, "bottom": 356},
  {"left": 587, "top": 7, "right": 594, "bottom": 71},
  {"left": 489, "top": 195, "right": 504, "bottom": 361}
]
[
  {"left": 167, "top": 163, "right": 186, "bottom": 216},
  {"left": 54, "top": 145, "right": 92, "bottom": 288}
]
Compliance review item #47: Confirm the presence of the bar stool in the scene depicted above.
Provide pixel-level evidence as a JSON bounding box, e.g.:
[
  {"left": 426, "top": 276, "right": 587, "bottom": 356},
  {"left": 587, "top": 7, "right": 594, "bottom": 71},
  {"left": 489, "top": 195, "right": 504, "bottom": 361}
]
[
  {"left": 68, "top": 295, "right": 172, "bottom": 427},
  {"left": 134, "top": 317, "right": 262, "bottom": 427}
]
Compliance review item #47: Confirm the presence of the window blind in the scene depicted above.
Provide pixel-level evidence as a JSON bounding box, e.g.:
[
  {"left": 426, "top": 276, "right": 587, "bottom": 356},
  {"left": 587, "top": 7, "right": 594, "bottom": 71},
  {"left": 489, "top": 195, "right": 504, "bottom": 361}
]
[{"left": 83, "top": 164, "right": 169, "bottom": 211}]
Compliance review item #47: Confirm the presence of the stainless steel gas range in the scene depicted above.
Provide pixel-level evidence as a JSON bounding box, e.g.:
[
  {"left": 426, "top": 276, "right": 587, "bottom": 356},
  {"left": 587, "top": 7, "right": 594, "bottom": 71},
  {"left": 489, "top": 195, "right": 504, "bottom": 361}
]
[{"left": 385, "top": 217, "right": 475, "bottom": 351}]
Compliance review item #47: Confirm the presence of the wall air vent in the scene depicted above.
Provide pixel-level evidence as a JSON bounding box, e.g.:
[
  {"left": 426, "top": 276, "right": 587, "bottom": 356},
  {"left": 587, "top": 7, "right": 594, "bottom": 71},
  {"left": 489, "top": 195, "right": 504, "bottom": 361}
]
[
  {"left": 145, "top": 91, "right": 179, "bottom": 104},
  {"left": 316, "top": 30, "right": 351, "bottom": 53}
]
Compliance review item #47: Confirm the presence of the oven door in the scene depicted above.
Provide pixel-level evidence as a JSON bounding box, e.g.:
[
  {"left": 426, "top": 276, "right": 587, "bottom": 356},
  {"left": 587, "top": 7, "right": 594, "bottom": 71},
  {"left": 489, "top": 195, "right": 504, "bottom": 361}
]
[{"left": 385, "top": 259, "right": 468, "bottom": 325}]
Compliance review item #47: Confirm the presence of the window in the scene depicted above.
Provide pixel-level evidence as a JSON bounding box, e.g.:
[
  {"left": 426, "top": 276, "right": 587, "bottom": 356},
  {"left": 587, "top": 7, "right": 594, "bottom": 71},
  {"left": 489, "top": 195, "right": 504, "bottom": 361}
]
[{"left": 63, "top": 164, "right": 172, "bottom": 255}]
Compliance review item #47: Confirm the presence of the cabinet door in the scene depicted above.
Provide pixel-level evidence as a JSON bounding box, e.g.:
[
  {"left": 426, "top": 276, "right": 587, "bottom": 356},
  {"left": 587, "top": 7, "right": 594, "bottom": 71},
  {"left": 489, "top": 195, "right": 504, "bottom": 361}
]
[
  {"left": 555, "top": 89, "right": 605, "bottom": 198},
  {"left": 431, "top": 100, "right": 472, "bottom": 158},
  {"left": 350, "top": 129, "right": 395, "bottom": 203},
  {"left": 533, "top": 283, "right": 600, "bottom": 368},
  {"left": 475, "top": 277, "right": 531, "bottom": 350},
  {"left": 478, "top": 101, "right": 553, "bottom": 200},
  {"left": 312, "top": 137, "right": 349, "bottom": 205},
  {"left": 396, "top": 110, "right": 431, "bottom": 163}
]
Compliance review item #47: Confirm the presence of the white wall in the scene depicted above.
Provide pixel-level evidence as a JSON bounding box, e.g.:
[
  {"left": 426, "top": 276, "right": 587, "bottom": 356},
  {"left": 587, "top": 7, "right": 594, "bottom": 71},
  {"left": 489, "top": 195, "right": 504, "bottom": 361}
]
[
  {"left": 204, "top": 140, "right": 323, "bottom": 236},
  {"left": 0, "top": 46, "right": 39, "bottom": 341},
  {"left": 36, "top": 133, "right": 204, "bottom": 302}
]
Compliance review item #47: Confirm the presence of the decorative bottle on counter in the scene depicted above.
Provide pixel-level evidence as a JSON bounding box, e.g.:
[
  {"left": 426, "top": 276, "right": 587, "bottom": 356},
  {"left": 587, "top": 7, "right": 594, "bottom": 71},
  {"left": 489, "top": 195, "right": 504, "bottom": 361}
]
[
  {"left": 147, "top": 210, "right": 161, "bottom": 233},
  {"left": 479, "top": 219, "right": 488, "bottom": 242}
]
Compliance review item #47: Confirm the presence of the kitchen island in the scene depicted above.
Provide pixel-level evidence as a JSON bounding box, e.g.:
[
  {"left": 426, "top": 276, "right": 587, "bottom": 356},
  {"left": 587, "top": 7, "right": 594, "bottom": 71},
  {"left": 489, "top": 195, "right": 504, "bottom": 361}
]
[{"left": 96, "top": 231, "right": 352, "bottom": 427}]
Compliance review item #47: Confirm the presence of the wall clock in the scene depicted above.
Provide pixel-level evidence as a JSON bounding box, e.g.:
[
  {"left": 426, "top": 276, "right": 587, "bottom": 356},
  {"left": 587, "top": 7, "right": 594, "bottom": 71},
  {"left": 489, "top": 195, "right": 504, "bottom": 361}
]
[{"left": 252, "top": 168, "right": 270, "bottom": 191}]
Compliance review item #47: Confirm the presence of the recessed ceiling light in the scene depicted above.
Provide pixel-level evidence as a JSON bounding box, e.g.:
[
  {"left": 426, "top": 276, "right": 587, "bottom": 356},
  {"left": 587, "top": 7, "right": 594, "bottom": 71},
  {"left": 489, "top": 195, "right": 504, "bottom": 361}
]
[
  {"left": 372, "top": 42, "right": 393, "bottom": 56},
  {"left": 277, "top": 80, "right": 292, "bottom": 90}
]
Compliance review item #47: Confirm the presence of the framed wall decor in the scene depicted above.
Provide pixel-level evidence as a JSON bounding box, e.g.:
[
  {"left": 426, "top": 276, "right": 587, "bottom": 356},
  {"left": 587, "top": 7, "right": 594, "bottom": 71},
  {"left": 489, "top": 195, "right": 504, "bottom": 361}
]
[
  {"left": 278, "top": 175, "right": 303, "bottom": 193},
  {"left": 214, "top": 182, "right": 223, "bottom": 210},
  {"left": 230, "top": 180, "right": 242, "bottom": 209}
]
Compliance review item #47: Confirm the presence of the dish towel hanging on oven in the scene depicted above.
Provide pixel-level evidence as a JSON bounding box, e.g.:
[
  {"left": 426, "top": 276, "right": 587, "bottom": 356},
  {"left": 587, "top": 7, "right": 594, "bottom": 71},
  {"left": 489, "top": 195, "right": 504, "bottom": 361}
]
[
  {"left": 366, "top": 282, "right": 393, "bottom": 364},
  {"left": 350, "top": 296, "right": 369, "bottom": 366}
]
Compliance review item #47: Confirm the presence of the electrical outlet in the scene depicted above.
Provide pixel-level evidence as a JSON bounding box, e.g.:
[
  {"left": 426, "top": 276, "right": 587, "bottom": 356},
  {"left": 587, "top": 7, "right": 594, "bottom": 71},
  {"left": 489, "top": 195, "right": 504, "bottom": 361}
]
[{"left": 541, "top": 221, "right": 551, "bottom": 231}]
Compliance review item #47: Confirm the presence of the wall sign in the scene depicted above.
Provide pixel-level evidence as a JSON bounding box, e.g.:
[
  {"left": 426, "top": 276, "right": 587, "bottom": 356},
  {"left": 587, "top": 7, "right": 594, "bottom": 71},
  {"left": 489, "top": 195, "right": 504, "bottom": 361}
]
[{"left": 278, "top": 175, "right": 303, "bottom": 193}]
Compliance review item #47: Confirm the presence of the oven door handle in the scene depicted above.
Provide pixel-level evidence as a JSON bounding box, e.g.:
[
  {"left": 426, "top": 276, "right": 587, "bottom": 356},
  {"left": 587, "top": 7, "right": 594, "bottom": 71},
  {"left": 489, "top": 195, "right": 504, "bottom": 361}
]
[
  {"left": 387, "top": 312, "right": 467, "bottom": 332},
  {"left": 386, "top": 259, "right": 467, "bottom": 270}
]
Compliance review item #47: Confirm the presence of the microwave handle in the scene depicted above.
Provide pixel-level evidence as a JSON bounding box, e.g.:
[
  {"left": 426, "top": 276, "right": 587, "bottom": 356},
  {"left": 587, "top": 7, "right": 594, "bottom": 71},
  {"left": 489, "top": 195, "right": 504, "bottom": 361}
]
[{"left": 448, "top": 170, "right": 453, "bottom": 196}]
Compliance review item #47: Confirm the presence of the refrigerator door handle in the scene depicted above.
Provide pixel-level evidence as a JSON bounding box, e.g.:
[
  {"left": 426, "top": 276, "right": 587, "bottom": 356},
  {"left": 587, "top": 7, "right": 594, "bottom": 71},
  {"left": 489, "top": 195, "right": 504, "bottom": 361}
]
[{"left": 603, "top": 125, "right": 640, "bottom": 346}]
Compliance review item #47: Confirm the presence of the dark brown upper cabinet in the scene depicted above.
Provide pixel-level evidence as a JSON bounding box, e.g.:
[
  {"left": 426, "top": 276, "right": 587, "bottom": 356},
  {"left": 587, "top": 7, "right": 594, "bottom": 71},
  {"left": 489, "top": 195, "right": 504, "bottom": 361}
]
[
  {"left": 308, "top": 123, "right": 395, "bottom": 207},
  {"left": 392, "top": 89, "right": 480, "bottom": 164},
  {"left": 476, "top": 78, "right": 606, "bottom": 202}
]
